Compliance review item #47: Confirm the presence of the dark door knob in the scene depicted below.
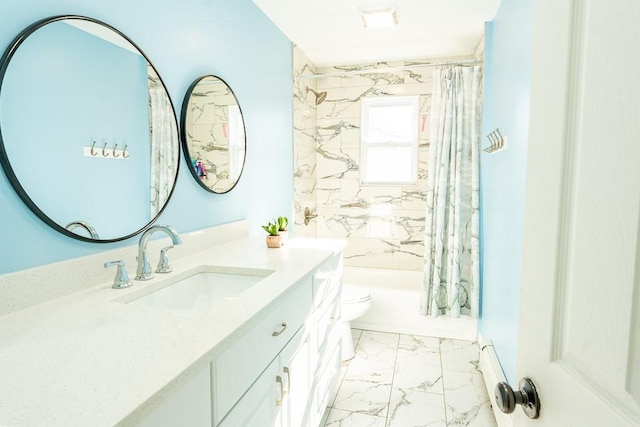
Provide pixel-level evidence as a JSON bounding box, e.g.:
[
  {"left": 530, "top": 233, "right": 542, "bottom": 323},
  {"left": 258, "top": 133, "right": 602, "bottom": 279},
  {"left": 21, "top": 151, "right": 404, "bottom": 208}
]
[{"left": 495, "top": 377, "right": 541, "bottom": 419}]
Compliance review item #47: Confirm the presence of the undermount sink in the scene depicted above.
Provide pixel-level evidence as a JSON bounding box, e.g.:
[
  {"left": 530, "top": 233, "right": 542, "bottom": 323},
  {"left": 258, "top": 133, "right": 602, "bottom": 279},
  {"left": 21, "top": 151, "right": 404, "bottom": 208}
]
[{"left": 125, "top": 266, "right": 274, "bottom": 312}]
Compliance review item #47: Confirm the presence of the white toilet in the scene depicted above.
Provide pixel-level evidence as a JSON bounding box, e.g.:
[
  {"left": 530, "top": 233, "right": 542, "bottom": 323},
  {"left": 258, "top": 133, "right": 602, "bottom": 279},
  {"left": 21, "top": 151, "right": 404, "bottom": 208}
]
[{"left": 339, "top": 284, "right": 372, "bottom": 361}]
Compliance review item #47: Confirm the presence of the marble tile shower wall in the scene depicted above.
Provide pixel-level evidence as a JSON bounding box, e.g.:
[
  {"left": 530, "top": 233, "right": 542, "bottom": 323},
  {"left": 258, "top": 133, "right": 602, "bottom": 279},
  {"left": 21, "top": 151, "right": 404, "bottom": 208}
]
[
  {"left": 314, "top": 57, "right": 473, "bottom": 271},
  {"left": 293, "top": 46, "right": 318, "bottom": 237}
]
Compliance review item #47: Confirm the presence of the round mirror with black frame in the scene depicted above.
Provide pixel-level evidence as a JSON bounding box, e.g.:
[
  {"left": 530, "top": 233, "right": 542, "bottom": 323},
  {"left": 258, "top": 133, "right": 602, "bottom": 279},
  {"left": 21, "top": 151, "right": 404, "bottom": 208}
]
[
  {"left": 181, "top": 75, "right": 246, "bottom": 194},
  {"left": 0, "top": 15, "right": 180, "bottom": 243}
]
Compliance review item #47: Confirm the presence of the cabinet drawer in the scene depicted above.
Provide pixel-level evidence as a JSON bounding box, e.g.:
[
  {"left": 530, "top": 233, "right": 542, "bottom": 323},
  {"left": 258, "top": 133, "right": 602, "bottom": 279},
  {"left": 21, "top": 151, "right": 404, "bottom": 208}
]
[
  {"left": 312, "top": 252, "right": 342, "bottom": 309},
  {"left": 214, "top": 278, "right": 312, "bottom": 421}
]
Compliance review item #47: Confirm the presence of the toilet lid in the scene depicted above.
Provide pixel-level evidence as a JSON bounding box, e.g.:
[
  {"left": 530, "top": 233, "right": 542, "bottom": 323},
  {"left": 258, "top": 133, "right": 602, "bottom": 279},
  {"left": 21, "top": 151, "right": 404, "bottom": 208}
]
[{"left": 342, "top": 285, "right": 371, "bottom": 304}]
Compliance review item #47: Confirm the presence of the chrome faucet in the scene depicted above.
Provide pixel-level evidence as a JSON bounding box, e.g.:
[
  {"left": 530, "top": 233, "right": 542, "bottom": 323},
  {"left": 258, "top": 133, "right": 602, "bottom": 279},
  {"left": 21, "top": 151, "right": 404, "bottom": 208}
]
[
  {"left": 156, "top": 246, "right": 175, "bottom": 274},
  {"left": 65, "top": 220, "right": 100, "bottom": 239},
  {"left": 104, "top": 260, "right": 133, "bottom": 289},
  {"left": 135, "top": 224, "right": 183, "bottom": 280}
]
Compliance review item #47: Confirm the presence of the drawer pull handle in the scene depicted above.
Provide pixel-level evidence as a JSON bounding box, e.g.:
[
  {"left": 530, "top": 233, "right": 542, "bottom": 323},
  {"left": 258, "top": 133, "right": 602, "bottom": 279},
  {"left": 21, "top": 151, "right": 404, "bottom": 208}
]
[
  {"left": 272, "top": 322, "right": 288, "bottom": 337},
  {"left": 276, "top": 375, "right": 284, "bottom": 406},
  {"left": 283, "top": 366, "right": 291, "bottom": 395}
]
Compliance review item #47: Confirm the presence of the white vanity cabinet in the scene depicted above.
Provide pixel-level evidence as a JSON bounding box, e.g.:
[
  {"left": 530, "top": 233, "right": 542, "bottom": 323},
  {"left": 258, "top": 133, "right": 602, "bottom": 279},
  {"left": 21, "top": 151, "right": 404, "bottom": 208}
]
[
  {"left": 214, "top": 249, "right": 344, "bottom": 427},
  {"left": 218, "top": 326, "right": 311, "bottom": 427},
  {"left": 214, "top": 276, "right": 313, "bottom": 425}
]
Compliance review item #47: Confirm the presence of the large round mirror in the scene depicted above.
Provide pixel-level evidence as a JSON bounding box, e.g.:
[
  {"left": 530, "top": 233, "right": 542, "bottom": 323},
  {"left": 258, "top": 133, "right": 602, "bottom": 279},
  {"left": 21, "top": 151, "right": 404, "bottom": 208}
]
[
  {"left": 0, "top": 16, "right": 180, "bottom": 242},
  {"left": 181, "top": 75, "right": 246, "bottom": 194}
]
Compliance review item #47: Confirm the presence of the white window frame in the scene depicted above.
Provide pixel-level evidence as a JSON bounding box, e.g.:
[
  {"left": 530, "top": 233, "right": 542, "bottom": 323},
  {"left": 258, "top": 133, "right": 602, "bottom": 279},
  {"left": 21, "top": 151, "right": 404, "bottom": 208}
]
[{"left": 360, "top": 95, "right": 419, "bottom": 186}]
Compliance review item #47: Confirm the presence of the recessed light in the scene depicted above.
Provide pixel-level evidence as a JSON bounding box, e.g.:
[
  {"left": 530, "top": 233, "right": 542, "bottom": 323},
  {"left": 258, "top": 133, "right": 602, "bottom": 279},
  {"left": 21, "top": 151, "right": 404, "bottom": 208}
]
[{"left": 360, "top": 6, "right": 399, "bottom": 28}]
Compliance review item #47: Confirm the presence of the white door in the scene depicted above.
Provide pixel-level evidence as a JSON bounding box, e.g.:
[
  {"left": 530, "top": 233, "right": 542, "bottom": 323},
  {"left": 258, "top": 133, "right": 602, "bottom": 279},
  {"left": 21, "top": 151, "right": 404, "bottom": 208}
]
[{"left": 516, "top": 0, "right": 640, "bottom": 425}]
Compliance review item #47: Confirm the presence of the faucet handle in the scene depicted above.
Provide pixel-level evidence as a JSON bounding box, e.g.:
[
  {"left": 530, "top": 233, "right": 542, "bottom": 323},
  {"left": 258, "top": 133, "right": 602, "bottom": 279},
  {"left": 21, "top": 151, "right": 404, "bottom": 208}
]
[
  {"left": 156, "top": 246, "right": 174, "bottom": 274},
  {"left": 104, "top": 260, "right": 133, "bottom": 289}
]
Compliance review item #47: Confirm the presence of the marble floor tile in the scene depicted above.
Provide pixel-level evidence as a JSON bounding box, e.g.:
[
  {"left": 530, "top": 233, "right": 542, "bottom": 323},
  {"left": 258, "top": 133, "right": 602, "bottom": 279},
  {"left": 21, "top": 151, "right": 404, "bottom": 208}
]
[
  {"left": 399, "top": 334, "right": 441, "bottom": 350},
  {"left": 396, "top": 341, "right": 441, "bottom": 367},
  {"left": 343, "top": 355, "right": 396, "bottom": 384},
  {"left": 332, "top": 380, "right": 392, "bottom": 417},
  {"left": 442, "top": 370, "right": 496, "bottom": 427},
  {"left": 351, "top": 328, "right": 363, "bottom": 348},
  {"left": 324, "top": 408, "right": 387, "bottom": 427},
  {"left": 394, "top": 349, "right": 443, "bottom": 394},
  {"left": 355, "top": 330, "right": 399, "bottom": 361},
  {"left": 440, "top": 339, "right": 481, "bottom": 374},
  {"left": 387, "top": 387, "right": 447, "bottom": 427},
  {"left": 325, "top": 330, "right": 496, "bottom": 427}
]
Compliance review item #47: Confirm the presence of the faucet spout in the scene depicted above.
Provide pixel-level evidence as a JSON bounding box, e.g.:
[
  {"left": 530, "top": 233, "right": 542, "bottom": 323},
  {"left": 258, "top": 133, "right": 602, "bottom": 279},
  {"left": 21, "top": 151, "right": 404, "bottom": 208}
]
[{"left": 135, "top": 224, "right": 182, "bottom": 280}]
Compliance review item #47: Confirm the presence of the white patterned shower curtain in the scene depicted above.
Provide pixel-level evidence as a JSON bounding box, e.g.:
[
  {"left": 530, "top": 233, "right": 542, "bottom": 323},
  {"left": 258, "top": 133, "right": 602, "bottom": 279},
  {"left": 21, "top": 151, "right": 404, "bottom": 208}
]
[
  {"left": 148, "top": 76, "right": 178, "bottom": 217},
  {"left": 420, "top": 65, "right": 482, "bottom": 318}
]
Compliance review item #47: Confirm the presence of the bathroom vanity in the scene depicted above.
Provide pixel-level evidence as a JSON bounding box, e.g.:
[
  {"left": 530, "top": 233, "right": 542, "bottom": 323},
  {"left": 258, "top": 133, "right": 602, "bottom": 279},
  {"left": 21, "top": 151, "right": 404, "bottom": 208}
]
[{"left": 0, "top": 223, "right": 344, "bottom": 426}]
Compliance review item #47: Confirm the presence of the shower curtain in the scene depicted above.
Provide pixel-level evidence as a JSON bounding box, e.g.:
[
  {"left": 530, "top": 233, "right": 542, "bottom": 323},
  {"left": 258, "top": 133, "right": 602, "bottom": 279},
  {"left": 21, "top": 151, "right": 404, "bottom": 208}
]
[
  {"left": 148, "top": 75, "right": 178, "bottom": 217},
  {"left": 420, "top": 65, "right": 482, "bottom": 318}
]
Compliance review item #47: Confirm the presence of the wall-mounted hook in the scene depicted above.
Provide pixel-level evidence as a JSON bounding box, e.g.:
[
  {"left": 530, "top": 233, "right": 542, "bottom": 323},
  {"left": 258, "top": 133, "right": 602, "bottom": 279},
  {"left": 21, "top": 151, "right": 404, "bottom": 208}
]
[
  {"left": 84, "top": 140, "right": 129, "bottom": 159},
  {"left": 484, "top": 128, "right": 507, "bottom": 153}
]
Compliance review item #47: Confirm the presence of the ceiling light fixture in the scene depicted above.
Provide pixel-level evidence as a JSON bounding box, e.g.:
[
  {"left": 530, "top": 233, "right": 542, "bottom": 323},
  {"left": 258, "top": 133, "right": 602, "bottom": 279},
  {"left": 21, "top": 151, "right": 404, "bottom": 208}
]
[{"left": 360, "top": 6, "right": 399, "bottom": 28}]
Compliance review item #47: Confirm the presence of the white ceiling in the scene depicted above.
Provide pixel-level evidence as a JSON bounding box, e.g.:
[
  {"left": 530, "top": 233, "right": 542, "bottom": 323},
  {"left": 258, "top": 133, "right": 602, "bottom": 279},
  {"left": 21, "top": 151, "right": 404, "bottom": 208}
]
[{"left": 252, "top": 0, "right": 501, "bottom": 67}]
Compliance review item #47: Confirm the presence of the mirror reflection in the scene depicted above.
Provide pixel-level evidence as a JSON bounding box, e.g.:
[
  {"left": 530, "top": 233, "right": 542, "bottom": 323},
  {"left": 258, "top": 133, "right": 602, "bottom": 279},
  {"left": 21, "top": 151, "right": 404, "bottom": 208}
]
[
  {"left": 0, "top": 16, "right": 180, "bottom": 242},
  {"left": 181, "top": 75, "right": 246, "bottom": 194}
]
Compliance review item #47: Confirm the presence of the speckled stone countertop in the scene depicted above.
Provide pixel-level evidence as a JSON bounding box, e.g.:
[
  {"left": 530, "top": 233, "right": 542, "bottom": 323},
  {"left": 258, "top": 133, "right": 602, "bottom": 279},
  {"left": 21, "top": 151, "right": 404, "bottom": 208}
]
[{"left": 0, "top": 225, "right": 343, "bottom": 426}]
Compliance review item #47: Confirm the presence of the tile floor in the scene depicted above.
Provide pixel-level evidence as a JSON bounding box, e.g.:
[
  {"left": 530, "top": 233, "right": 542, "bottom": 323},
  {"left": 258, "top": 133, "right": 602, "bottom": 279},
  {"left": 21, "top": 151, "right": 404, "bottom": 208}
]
[{"left": 324, "top": 329, "right": 497, "bottom": 427}]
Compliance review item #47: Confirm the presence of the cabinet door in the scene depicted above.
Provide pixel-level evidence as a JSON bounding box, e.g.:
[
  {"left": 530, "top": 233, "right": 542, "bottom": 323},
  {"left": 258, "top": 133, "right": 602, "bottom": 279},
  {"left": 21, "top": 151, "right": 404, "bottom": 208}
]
[
  {"left": 137, "top": 364, "right": 211, "bottom": 427},
  {"left": 280, "top": 328, "right": 311, "bottom": 427},
  {"left": 214, "top": 279, "right": 312, "bottom": 421},
  {"left": 218, "top": 358, "right": 283, "bottom": 427}
]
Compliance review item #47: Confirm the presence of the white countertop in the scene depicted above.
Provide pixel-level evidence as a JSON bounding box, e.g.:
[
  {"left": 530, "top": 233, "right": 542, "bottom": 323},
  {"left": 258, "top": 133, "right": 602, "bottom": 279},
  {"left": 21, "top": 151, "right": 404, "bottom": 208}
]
[{"left": 0, "top": 235, "right": 342, "bottom": 426}]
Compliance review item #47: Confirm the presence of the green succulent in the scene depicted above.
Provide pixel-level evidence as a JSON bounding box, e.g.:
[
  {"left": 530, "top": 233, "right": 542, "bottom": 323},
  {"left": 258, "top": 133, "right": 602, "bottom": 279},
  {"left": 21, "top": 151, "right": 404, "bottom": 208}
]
[
  {"left": 261, "top": 222, "right": 279, "bottom": 236},
  {"left": 275, "top": 216, "right": 289, "bottom": 232}
]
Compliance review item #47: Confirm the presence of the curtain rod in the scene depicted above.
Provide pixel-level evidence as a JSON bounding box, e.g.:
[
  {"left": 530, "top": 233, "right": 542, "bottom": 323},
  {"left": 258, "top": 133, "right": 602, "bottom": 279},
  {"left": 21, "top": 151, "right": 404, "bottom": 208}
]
[{"left": 299, "top": 58, "right": 480, "bottom": 80}]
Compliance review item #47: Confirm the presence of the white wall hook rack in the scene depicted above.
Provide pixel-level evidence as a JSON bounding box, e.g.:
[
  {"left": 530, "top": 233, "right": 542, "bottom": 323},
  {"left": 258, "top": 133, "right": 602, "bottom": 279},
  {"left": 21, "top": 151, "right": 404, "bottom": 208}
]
[
  {"left": 83, "top": 141, "right": 130, "bottom": 159},
  {"left": 484, "top": 129, "right": 507, "bottom": 153}
]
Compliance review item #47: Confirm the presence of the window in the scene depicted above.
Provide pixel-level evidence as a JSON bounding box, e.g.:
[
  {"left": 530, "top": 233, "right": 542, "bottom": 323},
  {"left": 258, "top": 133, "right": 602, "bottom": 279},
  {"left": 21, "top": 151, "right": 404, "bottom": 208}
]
[{"left": 360, "top": 96, "right": 419, "bottom": 185}]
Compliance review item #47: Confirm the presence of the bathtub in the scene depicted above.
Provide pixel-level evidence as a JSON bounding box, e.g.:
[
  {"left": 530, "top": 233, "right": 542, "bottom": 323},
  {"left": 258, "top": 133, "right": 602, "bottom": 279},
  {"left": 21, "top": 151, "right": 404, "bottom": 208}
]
[{"left": 343, "top": 266, "right": 477, "bottom": 341}]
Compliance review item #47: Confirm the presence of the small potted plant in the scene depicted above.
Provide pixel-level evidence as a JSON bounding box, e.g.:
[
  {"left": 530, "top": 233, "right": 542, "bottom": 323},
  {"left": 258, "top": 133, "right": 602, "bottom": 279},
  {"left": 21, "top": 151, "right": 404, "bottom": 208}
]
[
  {"left": 275, "top": 216, "right": 289, "bottom": 245},
  {"left": 262, "top": 221, "right": 281, "bottom": 248}
]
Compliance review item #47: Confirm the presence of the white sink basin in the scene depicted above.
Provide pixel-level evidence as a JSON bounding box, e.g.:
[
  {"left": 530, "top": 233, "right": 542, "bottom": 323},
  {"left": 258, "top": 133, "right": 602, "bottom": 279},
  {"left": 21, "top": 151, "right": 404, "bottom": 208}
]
[{"left": 126, "top": 266, "right": 274, "bottom": 312}]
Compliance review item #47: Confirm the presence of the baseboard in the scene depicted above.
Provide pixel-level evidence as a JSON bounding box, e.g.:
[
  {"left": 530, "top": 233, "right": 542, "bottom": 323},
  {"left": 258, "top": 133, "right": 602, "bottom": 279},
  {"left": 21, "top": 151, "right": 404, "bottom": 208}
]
[{"left": 478, "top": 334, "right": 514, "bottom": 427}]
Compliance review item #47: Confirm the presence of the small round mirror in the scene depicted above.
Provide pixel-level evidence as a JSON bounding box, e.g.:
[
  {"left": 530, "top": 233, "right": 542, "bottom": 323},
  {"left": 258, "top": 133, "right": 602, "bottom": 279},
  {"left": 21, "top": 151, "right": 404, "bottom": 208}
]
[{"left": 181, "top": 75, "right": 246, "bottom": 194}]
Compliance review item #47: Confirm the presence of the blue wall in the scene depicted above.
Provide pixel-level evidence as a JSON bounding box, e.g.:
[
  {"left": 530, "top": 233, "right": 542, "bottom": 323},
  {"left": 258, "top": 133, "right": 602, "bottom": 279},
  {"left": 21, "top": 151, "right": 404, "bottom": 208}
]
[
  {"left": 479, "top": 0, "right": 534, "bottom": 383},
  {"left": 0, "top": 0, "right": 293, "bottom": 274}
]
